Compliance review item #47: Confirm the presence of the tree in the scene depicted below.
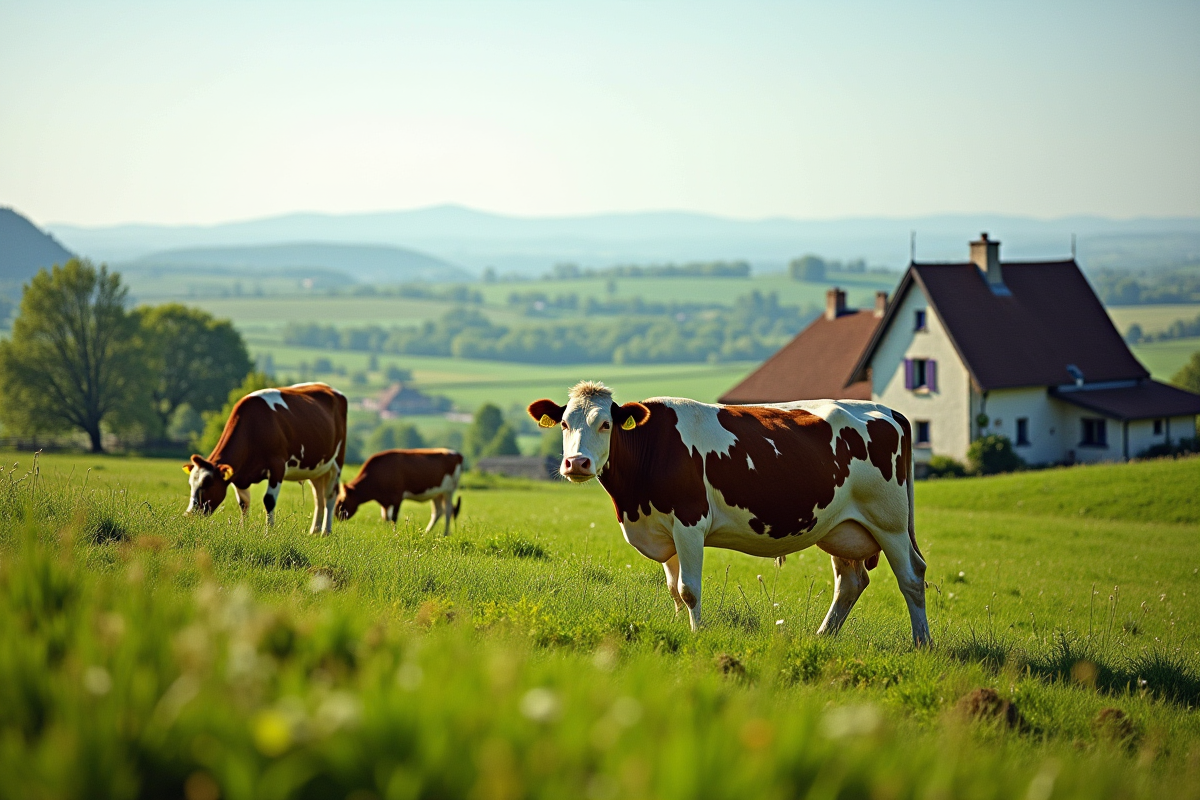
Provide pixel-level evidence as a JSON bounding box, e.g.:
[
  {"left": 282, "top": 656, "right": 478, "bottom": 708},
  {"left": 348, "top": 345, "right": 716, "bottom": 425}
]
[
  {"left": 194, "top": 371, "right": 276, "bottom": 454},
  {"left": 788, "top": 255, "right": 826, "bottom": 283},
  {"left": 1172, "top": 351, "right": 1200, "bottom": 395},
  {"left": 135, "top": 304, "right": 253, "bottom": 438},
  {"left": 366, "top": 423, "right": 425, "bottom": 454},
  {"left": 464, "top": 403, "right": 520, "bottom": 459},
  {"left": 0, "top": 259, "right": 148, "bottom": 452}
]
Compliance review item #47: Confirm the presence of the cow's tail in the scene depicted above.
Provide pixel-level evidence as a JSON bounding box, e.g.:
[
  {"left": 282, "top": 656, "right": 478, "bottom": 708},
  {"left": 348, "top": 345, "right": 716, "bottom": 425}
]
[
  {"left": 453, "top": 496, "right": 462, "bottom": 519},
  {"left": 898, "top": 411, "right": 922, "bottom": 559}
]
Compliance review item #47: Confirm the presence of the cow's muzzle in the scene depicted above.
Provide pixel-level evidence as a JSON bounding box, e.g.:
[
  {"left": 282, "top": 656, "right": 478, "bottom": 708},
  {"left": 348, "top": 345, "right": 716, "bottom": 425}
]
[{"left": 561, "top": 455, "right": 595, "bottom": 483}]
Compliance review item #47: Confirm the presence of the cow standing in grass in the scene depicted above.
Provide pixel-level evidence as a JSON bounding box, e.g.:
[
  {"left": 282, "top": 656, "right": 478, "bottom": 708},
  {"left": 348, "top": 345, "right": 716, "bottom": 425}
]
[
  {"left": 184, "top": 382, "right": 348, "bottom": 535},
  {"left": 334, "top": 449, "right": 464, "bottom": 535},
  {"left": 528, "top": 381, "right": 929, "bottom": 645}
]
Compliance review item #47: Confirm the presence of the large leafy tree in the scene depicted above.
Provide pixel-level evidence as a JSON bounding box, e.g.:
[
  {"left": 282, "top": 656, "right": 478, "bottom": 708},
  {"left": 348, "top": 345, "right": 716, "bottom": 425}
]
[
  {"left": 0, "top": 259, "right": 148, "bottom": 452},
  {"left": 136, "top": 304, "right": 253, "bottom": 437}
]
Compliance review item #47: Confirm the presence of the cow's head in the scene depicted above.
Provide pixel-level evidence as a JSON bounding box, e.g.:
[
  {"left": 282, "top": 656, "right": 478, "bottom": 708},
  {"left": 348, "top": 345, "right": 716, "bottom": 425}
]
[
  {"left": 334, "top": 484, "right": 360, "bottom": 520},
  {"left": 527, "top": 381, "right": 650, "bottom": 483},
  {"left": 183, "top": 454, "right": 233, "bottom": 515}
]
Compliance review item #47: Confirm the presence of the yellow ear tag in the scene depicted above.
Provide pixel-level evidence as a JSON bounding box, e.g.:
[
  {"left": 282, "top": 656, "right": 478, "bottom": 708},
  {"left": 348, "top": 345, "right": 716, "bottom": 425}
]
[
  {"left": 182, "top": 465, "right": 193, "bottom": 474},
  {"left": 621, "top": 416, "right": 637, "bottom": 431},
  {"left": 220, "top": 465, "right": 234, "bottom": 481},
  {"left": 538, "top": 414, "right": 556, "bottom": 428}
]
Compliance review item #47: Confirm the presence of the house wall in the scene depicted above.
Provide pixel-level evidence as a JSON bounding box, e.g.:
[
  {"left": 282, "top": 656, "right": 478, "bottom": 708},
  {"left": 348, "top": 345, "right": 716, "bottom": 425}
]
[
  {"left": 1125, "top": 415, "right": 1199, "bottom": 458},
  {"left": 872, "top": 283, "right": 972, "bottom": 463},
  {"left": 970, "top": 387, "right": 1067, "bottom": 466}
]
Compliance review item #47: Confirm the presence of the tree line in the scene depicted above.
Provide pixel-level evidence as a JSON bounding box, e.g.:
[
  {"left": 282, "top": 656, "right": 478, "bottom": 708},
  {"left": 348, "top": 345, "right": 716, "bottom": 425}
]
[
  {"left": 1093, "top": 268, "right": 1200, "bottom": 306},
  {"left": 546, "top": 261, "right": 751, "bottom": 280},
  {"left": 0, "top": 260, "right": 254, "bottom": 452},
  {"left": 284, "top": 292, "right": 815, "bottom": 365}
]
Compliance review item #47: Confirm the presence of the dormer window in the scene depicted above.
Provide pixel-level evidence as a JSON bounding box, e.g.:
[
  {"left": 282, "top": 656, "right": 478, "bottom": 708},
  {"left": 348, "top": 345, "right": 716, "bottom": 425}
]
[
  {"left": 914, "top": 309, "right": 927, "bottom": 332},
  {"left": 904, "top": 358, "right": 937, "bottom": 392}
]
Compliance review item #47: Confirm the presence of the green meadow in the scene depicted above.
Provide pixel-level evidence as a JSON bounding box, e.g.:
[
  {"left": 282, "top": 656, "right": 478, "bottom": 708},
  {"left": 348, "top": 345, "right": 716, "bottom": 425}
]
[{"left": 2, "top": 451, "right": 1200, "bottom": 798}]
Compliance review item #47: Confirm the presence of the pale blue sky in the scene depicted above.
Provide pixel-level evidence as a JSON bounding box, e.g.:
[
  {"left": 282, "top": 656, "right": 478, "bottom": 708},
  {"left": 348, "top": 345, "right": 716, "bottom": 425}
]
[{"left": 1, "top": 0, "right": 1197, "bottom": 226}]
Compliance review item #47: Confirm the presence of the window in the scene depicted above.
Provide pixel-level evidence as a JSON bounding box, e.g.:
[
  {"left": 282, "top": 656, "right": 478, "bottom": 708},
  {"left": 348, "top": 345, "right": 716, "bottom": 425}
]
[
  {"left": 1016, "top": 418, "right": 1030, "bottom": 446},
  {"left": 915, "top": 420, "right": 931, "bottom": 446},
  {"left": 1080, "top": 418, "right": 1107, "bottom": 447},
  {"left": 914, "top": 309, "right": 927, "bottom": 331},
  {"left": 1154, "top": 419, "right": 1164, "bottom": 436},
  {"left": 904, "top": 358, "right": 937, "bottom": 392}
]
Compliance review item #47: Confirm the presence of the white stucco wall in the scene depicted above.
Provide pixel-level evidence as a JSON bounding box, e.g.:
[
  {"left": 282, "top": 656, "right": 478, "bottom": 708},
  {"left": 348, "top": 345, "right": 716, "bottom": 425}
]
[
  {"left": 872, "top": 284, "right": 972, "bottom": 463},
  {"left": 1126, "top": 415, "right": 1198, "bottom": 458},
  {"left": 970, "top": 387, "right": 1066, "bottom": 466}
]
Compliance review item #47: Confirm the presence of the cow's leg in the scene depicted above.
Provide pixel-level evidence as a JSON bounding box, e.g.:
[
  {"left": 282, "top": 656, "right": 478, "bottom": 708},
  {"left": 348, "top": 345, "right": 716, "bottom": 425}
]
[
  {"left": 441, "top": 494, "right": 453, "bottom": 537},
  {"left": 235, "top": 486, "right": 251, "bottom": 519},
  {"left": 672, "top": 521, "right": 707, "bottom": 632},
  {"left": 263, "top": 482, "right": 282, "bottom": 527},
  {"left": 381, "top": 505, "right": 390, "bottom": 521},
  {"left": 662, "top": 554, "right": 684, "bottom": 615},
  {"left": 424, "top": 499, "right": 442, "bottom": 535},
  {"left": 321, "top": 469, "right": 339, "bottom": 534},
  {"left": 308, "top": 474, "right": 329, "bottom": 535},
  {"left": 816, "top": 556, "right": 870, "bottom": 636},
  {"left": 877, "top": 529, "right": 931, "bottom": 647}
]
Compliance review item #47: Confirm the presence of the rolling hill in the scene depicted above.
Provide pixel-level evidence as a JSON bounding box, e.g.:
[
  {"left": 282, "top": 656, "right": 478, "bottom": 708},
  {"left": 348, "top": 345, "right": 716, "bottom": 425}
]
[
  {"left": 0, "top": 207, "right": 75, "bottom": 296},
  {"left": 128, "top": 242, "right": 471, "bottom": 284},
  {"left": 49, "top": 205, "right": 1200, "bottom": 276}
]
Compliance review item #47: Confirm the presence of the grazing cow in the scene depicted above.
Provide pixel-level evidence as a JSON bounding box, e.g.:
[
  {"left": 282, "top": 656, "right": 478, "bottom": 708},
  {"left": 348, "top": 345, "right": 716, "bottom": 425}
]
[
  {"left": 184, "top": 382, "right": 348, "bottom": 535},
  {"left": 528, "top": 381, "right": 929, "bottom": 645},
  {"left": 335, "top": 449, "right": 464, "bottom": 535}
]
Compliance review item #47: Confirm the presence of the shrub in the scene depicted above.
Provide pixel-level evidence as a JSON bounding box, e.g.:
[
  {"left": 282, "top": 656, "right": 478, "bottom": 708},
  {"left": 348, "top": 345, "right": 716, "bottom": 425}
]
[
  {"left": 926, "top": 455, "right": 967, "bottom": 479},
  {"left": 1137, "top": 437, "right": 1200, "bottom": 460},
  {"left": 967, "top": 434, "right": 1024, "bottom": 475}
]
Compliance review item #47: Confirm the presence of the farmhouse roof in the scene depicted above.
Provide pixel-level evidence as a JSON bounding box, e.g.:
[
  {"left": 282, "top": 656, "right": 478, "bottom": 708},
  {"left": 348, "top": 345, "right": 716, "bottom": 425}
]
[
  {"left": 852, "top": 260, "right": 1149, "bottom": 392},
  {"left": 1049, "top": 380, "right": 1200, "bottom": 421},
  {"left": 719, "top": 309, "right": 879, "bottom": 404}
]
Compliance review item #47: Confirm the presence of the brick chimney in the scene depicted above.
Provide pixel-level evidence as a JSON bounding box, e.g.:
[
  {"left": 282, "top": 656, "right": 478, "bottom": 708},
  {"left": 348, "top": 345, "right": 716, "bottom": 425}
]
[
  {"left": 825, "top": 288, "right": 846, "bottom": 320},
  {"left": 970, "top": 232, "right": 1002, "bottom": 287},
  {"left": 874, "top": 291, "right": 888, "bottom": 317}
]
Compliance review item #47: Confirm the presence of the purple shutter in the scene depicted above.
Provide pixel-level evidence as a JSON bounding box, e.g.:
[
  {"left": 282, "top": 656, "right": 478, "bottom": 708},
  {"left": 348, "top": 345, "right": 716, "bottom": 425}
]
[
  {"left": 904, "top": 359, "right": 914, "bottom": 390},
  {"left": 927, "top": 359, "right": 937, "bottom": 392}
]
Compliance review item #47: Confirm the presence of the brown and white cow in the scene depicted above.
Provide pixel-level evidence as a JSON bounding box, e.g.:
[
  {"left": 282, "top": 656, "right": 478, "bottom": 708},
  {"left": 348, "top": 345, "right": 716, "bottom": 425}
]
[
  {"left": 184, "top": 382, "right": 348, "bottom": 535},
  {"left": 528, "top": 381, "right": 929, "bottom": 645},
  {"left": 335, "top": 448, "right": 464, "bottom": 535}
]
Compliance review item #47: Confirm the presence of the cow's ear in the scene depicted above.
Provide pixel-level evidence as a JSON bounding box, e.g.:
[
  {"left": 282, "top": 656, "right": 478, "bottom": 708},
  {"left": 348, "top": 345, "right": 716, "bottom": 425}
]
[
  {"left": 218, "top": 464, "right": 234, "bottom": 481},
  {"left": 184, "top": 454, "right": 205, "bottom": 474},
  {"left": 182, "top": 463, "right": 194, "bottom": 474},
  {"left": 527, "top": 399, "right": 565, "bottom": 428},
  {"left": 613, "top": 402, "right": 651, "bottom": 430}
]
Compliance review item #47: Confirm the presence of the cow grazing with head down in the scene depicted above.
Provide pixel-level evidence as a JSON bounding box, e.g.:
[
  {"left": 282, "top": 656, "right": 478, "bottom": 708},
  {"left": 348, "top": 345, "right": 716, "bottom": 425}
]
[
  {"left": 528, "top": 381, "right": 929, "bottom": 645},
  {"left": 335, "top": 448, "right": 464, "bottom": 535},
  {"left": 184, "top": 382, "right": 348, "bottom": 535}
]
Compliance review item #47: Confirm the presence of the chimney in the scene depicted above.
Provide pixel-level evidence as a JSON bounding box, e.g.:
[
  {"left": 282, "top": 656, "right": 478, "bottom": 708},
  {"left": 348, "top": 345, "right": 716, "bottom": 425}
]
[
  {"left": 874, "top": 290, "right": 888, "bottom": 317},
  {"left": 970, "top": 232, "right": 1002, "bottom": 286},
  {"left": 825, "top": 288, "right": 846, "bottom": 320}
]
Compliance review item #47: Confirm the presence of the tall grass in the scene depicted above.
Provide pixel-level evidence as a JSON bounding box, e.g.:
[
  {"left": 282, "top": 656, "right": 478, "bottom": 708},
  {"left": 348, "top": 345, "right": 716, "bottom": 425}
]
[{"left": 2, "top": 454, "right": 1200, "bottom": 798}]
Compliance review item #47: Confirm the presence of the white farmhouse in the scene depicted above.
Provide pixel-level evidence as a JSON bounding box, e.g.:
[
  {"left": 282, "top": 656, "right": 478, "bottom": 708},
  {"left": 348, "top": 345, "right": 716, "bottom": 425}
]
[{"left": 722, "top": 234, "right": 1200, "bottom": 470}]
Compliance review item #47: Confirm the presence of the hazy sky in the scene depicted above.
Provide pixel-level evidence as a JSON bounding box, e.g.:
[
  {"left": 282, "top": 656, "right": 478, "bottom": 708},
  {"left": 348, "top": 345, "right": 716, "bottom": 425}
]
[{"left": 1, "top": 1, "right": 1197, "bottom": 226}]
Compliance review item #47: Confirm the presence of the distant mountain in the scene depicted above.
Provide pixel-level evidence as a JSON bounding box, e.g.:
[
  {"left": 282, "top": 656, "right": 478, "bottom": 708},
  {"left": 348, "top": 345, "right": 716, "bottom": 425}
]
[
  {"left": 49, "top": 205, "right": 1200, "bottom": 277},
  {"left": 128, "top": 242, "right": 471, "bottom": 284},
  {"left": 0, "top": 207, "right": 75, "bottom": 296}
]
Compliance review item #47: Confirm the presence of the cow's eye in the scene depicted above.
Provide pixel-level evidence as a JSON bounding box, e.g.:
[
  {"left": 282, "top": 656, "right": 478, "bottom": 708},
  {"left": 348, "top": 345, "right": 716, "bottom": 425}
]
[
  {"left": 561, "top": 421, "right": 569, "bottom": 431},
  {"left": 599, "top": 421, "right": 611, "bottom": 431}
]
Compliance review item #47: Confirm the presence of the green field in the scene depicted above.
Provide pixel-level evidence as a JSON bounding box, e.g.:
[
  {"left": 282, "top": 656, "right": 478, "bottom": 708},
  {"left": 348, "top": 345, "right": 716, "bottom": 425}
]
[
  {"left": 1107, "top": 304, "right": 1200, "bottom": 336},
  {"left": 1131, "top": 338, "right": 1200, "bottom": 382},
  {"left": 3, "top": 451, "right": 1200, "bottom": 798}
]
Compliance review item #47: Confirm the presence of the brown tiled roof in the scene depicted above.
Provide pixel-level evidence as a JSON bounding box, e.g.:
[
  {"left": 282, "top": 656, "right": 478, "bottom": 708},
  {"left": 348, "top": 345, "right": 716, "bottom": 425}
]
[
  {"left": 719, "top": 310, "right": 879, "bottom": 403},
  {"left": 853, "top": 260, "right": 1149, "bottom": 391},
  {"left": 1050, "top": 380, "right": 1200, "bottom": 421}
]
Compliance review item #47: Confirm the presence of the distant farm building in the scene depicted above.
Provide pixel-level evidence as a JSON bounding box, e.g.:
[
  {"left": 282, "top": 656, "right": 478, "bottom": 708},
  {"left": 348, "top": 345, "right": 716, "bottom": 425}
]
[
  {"left": 722, "top": 234, "right": 1200, "bottom": 467},
  {"left": 475, "top": 455, "right": 560, "bottom": 480},
  {"left": 363, "top": 383, "right": 450, "bottom": 418}
]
